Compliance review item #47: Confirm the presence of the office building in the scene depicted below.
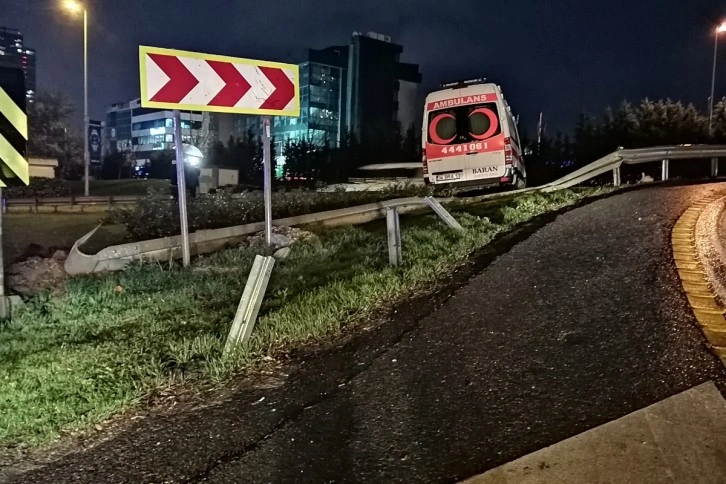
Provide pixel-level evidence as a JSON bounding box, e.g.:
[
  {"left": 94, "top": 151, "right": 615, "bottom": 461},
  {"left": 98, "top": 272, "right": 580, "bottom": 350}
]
[
  {"left": 346, "top": 31, "right": 422, "bottom": 145},
  {"left": 105, "top": 98, "right": 208, "bottom": 167},
  {"left": 231, "top": 32, "right": 421, "bottom": 155},
  {"left": 0, "top": 27, "right": 37, "bottom": 102}
]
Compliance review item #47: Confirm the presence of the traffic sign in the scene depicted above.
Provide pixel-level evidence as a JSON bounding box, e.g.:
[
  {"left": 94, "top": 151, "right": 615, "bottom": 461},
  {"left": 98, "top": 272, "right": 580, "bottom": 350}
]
[
  {"left": 139, "top": 46, "right": 300, "bottom": 116},
  {"left": 0, "top": 67, "right": 29, "bottom": 187}
]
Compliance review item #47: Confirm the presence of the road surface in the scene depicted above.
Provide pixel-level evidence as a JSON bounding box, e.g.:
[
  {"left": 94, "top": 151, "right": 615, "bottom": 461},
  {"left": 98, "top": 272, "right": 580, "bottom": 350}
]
[{"left": 6, "top": 183, "right": 726, "bottom": 484}]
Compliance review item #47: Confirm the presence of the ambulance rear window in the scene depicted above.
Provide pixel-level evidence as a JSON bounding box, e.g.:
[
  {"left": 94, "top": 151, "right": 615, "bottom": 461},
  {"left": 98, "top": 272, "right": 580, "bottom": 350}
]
[{"left": 427, "top": 103, "right": 502, "bottom": 145}]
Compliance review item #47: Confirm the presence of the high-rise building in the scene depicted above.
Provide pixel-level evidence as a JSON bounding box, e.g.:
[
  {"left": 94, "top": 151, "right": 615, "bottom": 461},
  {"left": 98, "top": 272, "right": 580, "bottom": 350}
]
[
  {"left": 0, "top": 27, "right": 36, "bottom": 102},
  {"left": 346, "top": 32, "right": 422, "bottom": 144}
]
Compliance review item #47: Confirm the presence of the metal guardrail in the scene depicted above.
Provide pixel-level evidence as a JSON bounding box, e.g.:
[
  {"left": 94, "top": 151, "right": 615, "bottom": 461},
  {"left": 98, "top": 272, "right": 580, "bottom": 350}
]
[
  {"left": 541, "top": 144, "right": 726, "bottom": 191},
  {"left": 64, "top": 144, "right": 726, "bottom": 275},
  {"left": 225, "top": 255, "right": 276, "bottom": 354},
  {"left": 4, "top": 195, "right": 139, "bottom": 212}
]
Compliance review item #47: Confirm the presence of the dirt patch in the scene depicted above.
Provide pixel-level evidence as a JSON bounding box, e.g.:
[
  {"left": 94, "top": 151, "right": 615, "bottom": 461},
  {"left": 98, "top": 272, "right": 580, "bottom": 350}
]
[
  {"left": 8, "top": 250, "right": 68, "bottom": 296},
  {"left": 246, "top": 226, "right": 317, "bottom": 250}
]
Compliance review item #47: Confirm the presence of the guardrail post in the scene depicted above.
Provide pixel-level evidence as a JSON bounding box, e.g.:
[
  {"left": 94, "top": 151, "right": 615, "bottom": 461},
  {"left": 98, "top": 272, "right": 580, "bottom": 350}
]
[
  {"left": 224, "top": 255, "right": 275, "bottom": 355},
  {"left": 423, "top": 196, "right": 464, "bottom": 231},
  {"left": 613, "top": 166, "right": 621, "bottom": 187},
  {"left": 387, "top": 207, "right": 402, "bottom": 267},
  {"left": 32, "top": 198, "right": 38, "bottom": 213},
  {"left": 711, "top": 157, "right": 719, "bottom": 178},
  {"left": 662, "top": 159, "right": 669, "bottom": 181}
]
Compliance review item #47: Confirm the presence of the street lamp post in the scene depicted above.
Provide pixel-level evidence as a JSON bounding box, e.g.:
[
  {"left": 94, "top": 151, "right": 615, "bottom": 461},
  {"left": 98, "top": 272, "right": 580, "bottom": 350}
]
[
  {"left": 709, "top": 22, "right": 726, "bottom": 136},
  {"left": 64, "top": 1, "right": 90, "bottom": 196}
]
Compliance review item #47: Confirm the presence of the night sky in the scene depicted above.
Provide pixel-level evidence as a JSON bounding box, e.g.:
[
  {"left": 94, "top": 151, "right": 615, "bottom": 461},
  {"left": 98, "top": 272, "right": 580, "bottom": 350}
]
[{"left": 3, "top": 0, "right": 726, "bottom": 134}]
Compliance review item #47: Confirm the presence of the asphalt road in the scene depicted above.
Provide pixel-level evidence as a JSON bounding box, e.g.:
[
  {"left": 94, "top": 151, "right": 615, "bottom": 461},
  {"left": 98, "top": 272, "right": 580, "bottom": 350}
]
[{"left": 6, "top": 183, "right": 726, "bottom": 484}]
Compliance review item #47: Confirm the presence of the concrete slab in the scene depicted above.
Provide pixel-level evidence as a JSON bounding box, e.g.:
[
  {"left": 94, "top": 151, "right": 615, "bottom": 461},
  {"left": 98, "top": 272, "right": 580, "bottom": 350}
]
[{"left": 463, "top": 382, "right": 726, "bottom": 484}]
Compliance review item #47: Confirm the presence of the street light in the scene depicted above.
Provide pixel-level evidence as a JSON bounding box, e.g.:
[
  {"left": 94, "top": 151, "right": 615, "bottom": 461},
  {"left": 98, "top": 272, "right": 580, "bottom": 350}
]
[
  {"left": 709, "top": 22, "right": 726, "bottom": 136},
  {"left": 63, "top": 0, "right": 90, "bottom": 196}
]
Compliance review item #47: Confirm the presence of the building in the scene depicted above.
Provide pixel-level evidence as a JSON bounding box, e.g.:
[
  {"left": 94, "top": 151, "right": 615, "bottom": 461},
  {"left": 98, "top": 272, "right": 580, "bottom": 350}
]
[
  {"left": 346, "top": 32, "right": 422, "bottom": 145},
  {"left": 229, "top": 32, "right": 421, "bottom": 162},
  {"left": 105, "top": 98, "right": 208, "bottom": 168},
  {"left": 0, "top": 27, "right": 37, "bottom": 102}
]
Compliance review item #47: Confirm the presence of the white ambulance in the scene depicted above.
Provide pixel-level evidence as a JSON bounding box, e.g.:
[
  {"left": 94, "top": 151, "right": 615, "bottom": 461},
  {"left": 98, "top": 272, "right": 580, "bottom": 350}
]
[{"left": 422, "top": 79, "right": 526, "bottom": 189}]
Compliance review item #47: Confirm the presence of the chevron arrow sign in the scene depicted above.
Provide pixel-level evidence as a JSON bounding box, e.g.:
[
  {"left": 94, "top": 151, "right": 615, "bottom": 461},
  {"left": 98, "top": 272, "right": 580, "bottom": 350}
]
[{"left": 139, "top": 46, "right": 299, "bottom": 116}]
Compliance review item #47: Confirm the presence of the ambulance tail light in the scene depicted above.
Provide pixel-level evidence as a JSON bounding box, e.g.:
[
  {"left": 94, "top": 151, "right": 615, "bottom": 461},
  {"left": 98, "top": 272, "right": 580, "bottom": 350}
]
[{"left": 504, "top": 137, "right": 513, "bottom": 166}]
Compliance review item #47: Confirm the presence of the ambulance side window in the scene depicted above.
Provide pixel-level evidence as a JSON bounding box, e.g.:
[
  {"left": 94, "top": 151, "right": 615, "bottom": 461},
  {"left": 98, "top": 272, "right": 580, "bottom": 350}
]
[{"left": 507, "top": 112, "right": 520, "bottom": 148}]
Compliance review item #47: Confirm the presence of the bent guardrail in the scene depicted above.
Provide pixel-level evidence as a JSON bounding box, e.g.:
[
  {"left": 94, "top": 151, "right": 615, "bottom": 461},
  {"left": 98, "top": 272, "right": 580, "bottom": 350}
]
[
  {"left": 541, "top": 144, "right": 726, "bottom": 191},
  {"left": 65, "top": 144, "right": 726, "bottom": 275}
]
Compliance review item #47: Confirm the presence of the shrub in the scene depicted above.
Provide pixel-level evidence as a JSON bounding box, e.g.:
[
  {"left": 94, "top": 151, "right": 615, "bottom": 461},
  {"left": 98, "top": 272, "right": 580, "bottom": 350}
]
[
  {"left": 5, "top": 178, "right": 72, "bottom": 198},
  {"left": 111, "top": 184, "right": 442, "bottom": 240}
]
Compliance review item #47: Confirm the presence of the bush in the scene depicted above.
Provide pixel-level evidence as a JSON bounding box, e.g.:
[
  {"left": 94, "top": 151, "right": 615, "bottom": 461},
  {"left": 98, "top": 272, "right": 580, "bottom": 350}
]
[
  {"left": 5, "top": 178, "right": 72, "bottom": 198},
  {"left": 111, "top": 184, "right": 440, "bottom": 241}
]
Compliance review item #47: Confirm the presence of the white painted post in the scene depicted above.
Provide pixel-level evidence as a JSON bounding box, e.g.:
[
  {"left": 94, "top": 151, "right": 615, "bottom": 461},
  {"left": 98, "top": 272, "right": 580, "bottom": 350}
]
[
  {"left": 225, "top": 255, "right": 275, "bottom": 354},
  {"left": 613, "top": 166, "right": 621, "bottom": 187},
  {"left": 387, "top": 207, "right": 402, "bottom": 266},
  {"left": 711, "top": 157, "right": 719, "bottom": 178},
  {"left": 424, "top": 196, "right": 464, "bottom": 231},
  {"left": 662, "top": 159, "right": 669, "bottom": 181}
]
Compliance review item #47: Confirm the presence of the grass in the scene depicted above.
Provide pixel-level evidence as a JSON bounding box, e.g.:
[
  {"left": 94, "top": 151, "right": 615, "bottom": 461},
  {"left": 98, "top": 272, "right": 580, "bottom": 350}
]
[
  {"left": 0, "top": 187, "right": 613, "bottom": 447},
  {"left": 4, "top": 214, "right": 127, "bottom": 264}
]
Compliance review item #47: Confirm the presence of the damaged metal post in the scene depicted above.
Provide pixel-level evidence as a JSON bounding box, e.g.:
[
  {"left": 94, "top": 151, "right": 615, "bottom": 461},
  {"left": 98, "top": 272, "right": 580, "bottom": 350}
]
[
  {"left": 225, "top": 255, "right": 275, "bottom": 354},
  {"left": 387, "top": 207, "right": 402, "bottom": 266},
  {"left": 662, "top": 159, "right": 669, "bottom": 181},
  {"left": 424, "top": 196, "right": 464, "bottom": 231}
]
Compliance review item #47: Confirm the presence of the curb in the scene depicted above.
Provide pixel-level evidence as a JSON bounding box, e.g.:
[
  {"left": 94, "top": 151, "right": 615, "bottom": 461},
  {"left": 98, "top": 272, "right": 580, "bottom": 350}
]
[{"left": 672, "top": 193, "right": 726, "bottom": 365}]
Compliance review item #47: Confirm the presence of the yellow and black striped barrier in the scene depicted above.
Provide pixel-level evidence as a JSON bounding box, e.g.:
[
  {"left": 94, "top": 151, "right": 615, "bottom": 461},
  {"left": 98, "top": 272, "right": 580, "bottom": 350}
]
[{"left": 0, "top": 68, "right": 29, "bottom": 187}]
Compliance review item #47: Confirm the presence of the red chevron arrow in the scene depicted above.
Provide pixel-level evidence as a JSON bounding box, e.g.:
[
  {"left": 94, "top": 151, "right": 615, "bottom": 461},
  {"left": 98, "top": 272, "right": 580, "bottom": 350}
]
[
  {"left": 148, "top": 54, "right": 199, "bottom": 103},
  {"left": 259, "top": 67, "right": 295, "bottom": 110},
  {"left": 207, "top": 60, "right": 251, "bottom": 107}
]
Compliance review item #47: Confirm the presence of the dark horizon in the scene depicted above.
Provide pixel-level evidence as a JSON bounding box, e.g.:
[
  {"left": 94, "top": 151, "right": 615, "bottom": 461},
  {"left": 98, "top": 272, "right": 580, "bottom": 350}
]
[{"left": 3, "top": 0, "right": 726, "bottom": 134}]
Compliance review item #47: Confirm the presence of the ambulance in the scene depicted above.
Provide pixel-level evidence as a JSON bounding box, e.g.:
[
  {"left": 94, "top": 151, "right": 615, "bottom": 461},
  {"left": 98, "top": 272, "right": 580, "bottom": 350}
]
[{"left": 422, "top": 79, "right": 526, "bottom": 189}]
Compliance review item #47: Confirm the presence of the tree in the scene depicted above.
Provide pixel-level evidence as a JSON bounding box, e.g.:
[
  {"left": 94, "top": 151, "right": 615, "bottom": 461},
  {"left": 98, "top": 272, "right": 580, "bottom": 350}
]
[
  {"left": 147, "top": 150, "right": 174, "bottom": 179},
  {"left": 101, "top": 152, "right": 132, "bottom": 180},
  {"left": 401, "top": 124, "right": 420, "bottom": 164},
  {"left": 27, "top": 90, "right": 83, "bottom": 179}
]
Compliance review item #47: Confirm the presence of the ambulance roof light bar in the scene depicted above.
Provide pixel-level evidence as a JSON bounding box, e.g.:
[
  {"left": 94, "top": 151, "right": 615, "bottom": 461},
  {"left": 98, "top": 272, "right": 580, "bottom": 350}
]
[{"left": 440, "top": 78, "right": 487, "bottom": 89}]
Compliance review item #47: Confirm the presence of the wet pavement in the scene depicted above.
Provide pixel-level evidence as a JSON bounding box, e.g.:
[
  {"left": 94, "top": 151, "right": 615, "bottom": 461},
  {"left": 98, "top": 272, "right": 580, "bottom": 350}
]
[{"left": 5, "top": 183, "right": 726, "bottom": 484}]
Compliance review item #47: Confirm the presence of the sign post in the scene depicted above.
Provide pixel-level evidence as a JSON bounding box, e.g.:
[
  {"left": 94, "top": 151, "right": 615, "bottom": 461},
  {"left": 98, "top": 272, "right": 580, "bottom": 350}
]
[
  {"left": 173, "top": 109, "right": 191, "bottom": 266},
  {"left": 263, "top": 117, "right": 272, "bottom": 245},
  {"left": 139, "top": 46, "right": 299, "bottom": 258}
]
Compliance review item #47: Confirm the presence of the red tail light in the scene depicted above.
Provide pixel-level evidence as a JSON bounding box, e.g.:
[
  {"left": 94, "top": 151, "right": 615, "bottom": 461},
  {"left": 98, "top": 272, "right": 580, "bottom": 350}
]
[{"left": 504, "top": 137, "right": 513, "bottom": 165}]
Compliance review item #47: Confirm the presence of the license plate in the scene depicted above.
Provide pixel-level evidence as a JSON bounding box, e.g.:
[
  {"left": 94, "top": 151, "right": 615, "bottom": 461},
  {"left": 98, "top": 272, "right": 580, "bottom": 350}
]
[{"left": 435, "top": 172, "right": 462, "bottom": 182}]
